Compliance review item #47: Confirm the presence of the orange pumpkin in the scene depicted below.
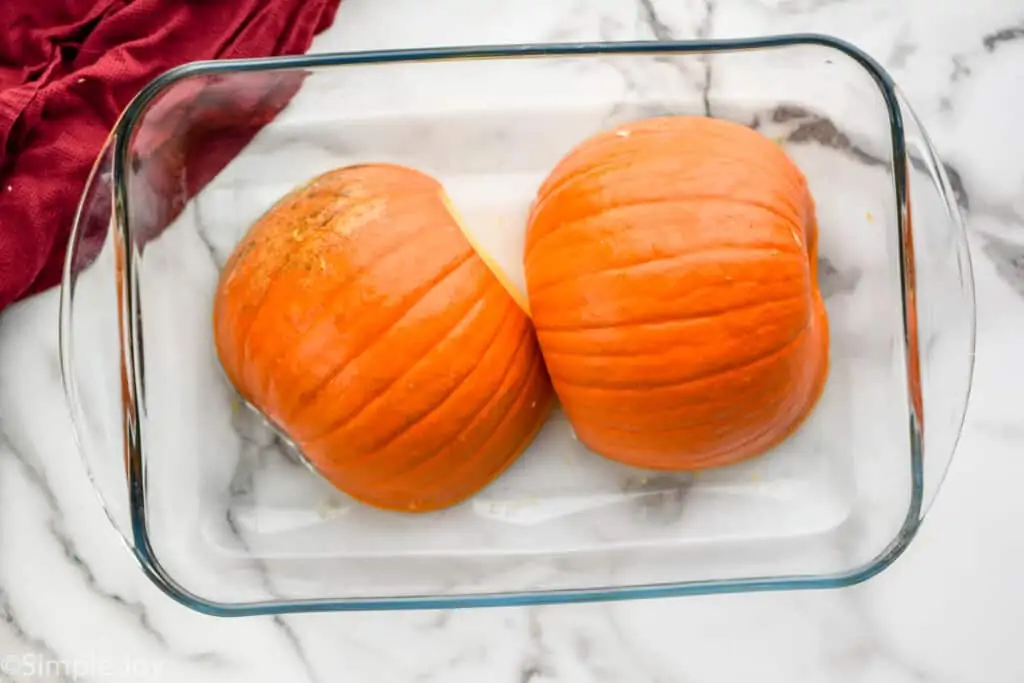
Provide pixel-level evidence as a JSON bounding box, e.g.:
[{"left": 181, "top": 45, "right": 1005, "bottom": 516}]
[
  {"left": 214, "top": 164, "right": 554, "bottom": 512},
  {"left": 523, "top": 116, "right": 829, "bottom": 470}
]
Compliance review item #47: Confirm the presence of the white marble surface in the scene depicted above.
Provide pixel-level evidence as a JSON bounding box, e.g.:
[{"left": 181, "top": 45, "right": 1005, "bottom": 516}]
[{"left": 0, "top": 0, "right": 1022, "bottom": 680}]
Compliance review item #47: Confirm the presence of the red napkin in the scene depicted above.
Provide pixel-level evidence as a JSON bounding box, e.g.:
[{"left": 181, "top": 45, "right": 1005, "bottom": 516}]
[{"left": 0, "top": 0, "right": 341, "bottom": 312}]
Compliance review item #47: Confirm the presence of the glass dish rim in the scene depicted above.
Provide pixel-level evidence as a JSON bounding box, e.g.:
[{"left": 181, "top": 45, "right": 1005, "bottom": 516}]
[{"left": 63, "top": 32, "right": 967, "bottom": 616}]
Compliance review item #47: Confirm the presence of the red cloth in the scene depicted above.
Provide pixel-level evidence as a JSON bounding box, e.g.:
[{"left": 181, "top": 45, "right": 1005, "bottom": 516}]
[{"left": 0, "top": 0, "right": 341, "bottom": 311}]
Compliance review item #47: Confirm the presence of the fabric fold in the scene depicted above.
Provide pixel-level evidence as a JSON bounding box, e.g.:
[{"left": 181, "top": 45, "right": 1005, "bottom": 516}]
[{"left": 0, "top": 0, "right": 341, "bottom": 311}]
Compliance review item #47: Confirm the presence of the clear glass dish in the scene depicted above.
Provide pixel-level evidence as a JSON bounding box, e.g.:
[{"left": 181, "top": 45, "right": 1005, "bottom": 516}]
[{"left": 60, "top": 35, "right": 975, "bottom": 616}]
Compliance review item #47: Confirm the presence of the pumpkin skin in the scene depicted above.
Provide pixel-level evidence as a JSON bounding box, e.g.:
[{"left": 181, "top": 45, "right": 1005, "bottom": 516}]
[
  {"left": 524, "top": 116, "right": 829, "bottom": 470},
  {"left": 214, "top": 164, "right": 554, "bottom": 512}
]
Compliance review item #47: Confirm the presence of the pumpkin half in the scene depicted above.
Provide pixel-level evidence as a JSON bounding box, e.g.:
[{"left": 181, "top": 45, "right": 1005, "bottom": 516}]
[
  {"left": 524, "top": 116, "right": 830, "bottom": 470},
  {"left": 214, "top": 164, "right": 553, "bottom": 512}
]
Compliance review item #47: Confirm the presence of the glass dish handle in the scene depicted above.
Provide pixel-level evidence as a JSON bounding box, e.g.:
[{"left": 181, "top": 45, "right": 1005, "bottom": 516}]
[
  {"left": 60, "top": 135, "right": 136, "bottom": 548},
  {"left": 896, "top": 85, "right": 976, "bottom": 519}
]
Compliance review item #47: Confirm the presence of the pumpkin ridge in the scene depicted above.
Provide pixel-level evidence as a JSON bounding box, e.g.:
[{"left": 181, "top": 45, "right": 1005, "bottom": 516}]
[
  {"left": 336, "top": 298, "right": 494, "bottom": 451},
  {"left": 369, "top": 328, "right": 543, "bottom": 495},
  {"left": 532, "top": 137, "right": 637, "bottom": 199},
  {"left": 527, "top": 244, "right": 807, "bottom": 299},
  {"left": 530, "top": 122, "right": 718, "bottom": 207},
  {"left": 526, "top": 126, "right": 813, "bottom": 256},
  {"left": 548, "top": 318, "right": 809, "bottom": 391},
  {"left": 229, "top": 165, "right": 448, "bottom": 321},
  {"left": 535, "top": 117, "right": 810, "bottom": 199},
  {"left": 537, "top": 294, "right": 806, "bottom": 355},
  {"left": 527, "top": 153, "right": 636, "bottom": 242},
  {"left": 533, "top": 148, "right": 807, "bottom": 219},
  {"left": 253, "top": 203, "right": 479, "bottom": 393},
  {"left": 531, "top": 120, "right": 810, "bottom": 204},
  {"left": 437, "top": 372, "right": 554, "bottom": 500},
  {"left": 535, "top": 289, "right": 806, "bottom": 333},
  {"left": 563, "top": 386, "right": 822, "bottom": 452},
  {"left": 232, "top": 199, "right": 416, "bottom": 391},
  {"left": 288, "top": 248, "right": 479, "bottom": 429},
  {"left": 584, "top": 420, "right": 781, "bottom": 469},
  {"left": 394, "top": 349, "right": 550, "bottom": 507},
  {"left": 340, "top": 367, "right": 550, "bottom": 512},
  {"left": 286, "top": 248, "right": 476, "bottom": 423},
  {"left": 342, "top": 319, "right": 534, "bottom": 489},
  {"left": 359, "top": 300, "right": 520, "bottom": 456},
  {"left": 294, "top": 289, "right": 488, "bottom": 447},
  {"left": 565, "top": 336, "right": 818, "bottom": 426},
  {"left": 573, "top": 322, "right": 828, "bottom": 468},
  {"left": 225, "top": 204, "right": 355, "bottom": 380},
  {"left": 341, "top": 309, "right": 526, "bottom": 485},
  {"left": 569, "top": 385, "right": 789, "bottom": 430},
  {"left": 240, "top": 221, "right": 443, "bottom": 401},
  {"left": 308, "top": 290, "right": 516, "bottom": 451},
  {"left": 563, "top": 330, "right": 819, "bottom": 412},
  {"left": 525, "top": 193, "right": 810, "bottom": 261}
]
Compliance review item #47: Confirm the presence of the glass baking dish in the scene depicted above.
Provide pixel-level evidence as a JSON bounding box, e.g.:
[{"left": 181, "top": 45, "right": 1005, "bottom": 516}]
[{"left": 59, "top": 35, "right": 975, "bottom": 616}]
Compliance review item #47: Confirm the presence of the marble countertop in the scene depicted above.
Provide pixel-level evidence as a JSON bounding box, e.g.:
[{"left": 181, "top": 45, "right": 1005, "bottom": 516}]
[{"left": 1, "top": 0, "right": 1022, "bottom": 680}]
